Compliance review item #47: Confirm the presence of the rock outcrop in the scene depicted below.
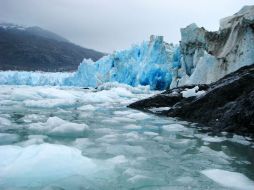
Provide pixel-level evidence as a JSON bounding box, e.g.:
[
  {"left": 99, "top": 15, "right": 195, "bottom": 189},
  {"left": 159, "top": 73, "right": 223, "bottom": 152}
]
[
  {"left": 170, "top": 5, "right": 254, "bottom": 88},
  {"left": 129, "top": 64, "right": 254, "bottom": 136}
]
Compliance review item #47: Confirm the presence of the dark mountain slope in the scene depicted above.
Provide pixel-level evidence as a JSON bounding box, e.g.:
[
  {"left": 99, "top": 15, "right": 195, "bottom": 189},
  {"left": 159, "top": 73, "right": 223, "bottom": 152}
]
[{"left": 0, "top": 24, "right": 105, "bottom": 72}]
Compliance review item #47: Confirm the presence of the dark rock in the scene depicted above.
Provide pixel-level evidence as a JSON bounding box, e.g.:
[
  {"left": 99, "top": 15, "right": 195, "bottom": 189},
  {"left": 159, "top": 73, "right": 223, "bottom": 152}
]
[
  {"left": 129, "top": 84, "right": 208, "bottom": 110},
  {"left": 128, "top": 64, "right": 254, "bottom": 136}
]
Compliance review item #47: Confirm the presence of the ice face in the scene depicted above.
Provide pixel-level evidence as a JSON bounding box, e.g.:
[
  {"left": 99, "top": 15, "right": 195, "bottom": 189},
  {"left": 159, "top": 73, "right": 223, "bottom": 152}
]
[
  {"left": 171, "top": 6, "right": 254, "bottom": 88},
  {"left": 0, "top": 84, "right": 254, "bottom": 189},
  {"left": 67, "top": 37, "right": 174, "bottom": 90}
]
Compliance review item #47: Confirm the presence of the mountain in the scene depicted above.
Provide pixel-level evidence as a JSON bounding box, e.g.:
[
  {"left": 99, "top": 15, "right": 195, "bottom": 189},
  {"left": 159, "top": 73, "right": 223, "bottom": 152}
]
[{"left": 0, "top": 23, "right": 105, "bottom": 72}]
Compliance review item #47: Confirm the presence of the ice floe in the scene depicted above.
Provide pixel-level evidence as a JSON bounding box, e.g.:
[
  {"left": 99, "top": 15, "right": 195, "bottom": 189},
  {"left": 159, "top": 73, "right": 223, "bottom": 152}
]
[{"left": 201, "top": 169, "right": 254, "bottom": 190}]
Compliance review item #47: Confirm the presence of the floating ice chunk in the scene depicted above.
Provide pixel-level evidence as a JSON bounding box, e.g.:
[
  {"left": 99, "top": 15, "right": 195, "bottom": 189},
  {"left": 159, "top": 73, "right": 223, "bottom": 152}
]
[
  {"left": 181, "top": 86, "right": 206, "bottom": 98},
  {"left": 22, "top": 114, "right": 46, "bottom": 123},
  {"left": 112, "top": 117, "right": 136, "bottom": 123},
  {"left": 114, "top": 110, "right": 136, "bottom": 115},
  {"left": 110, "top": 87, "right": 134, "bottom": 98},
  {"left": 0, "top": 144, "right": 97, "bottom": 187},
  {"left": 162, "top": 124, "right": 187, "bottom": 132},
  {"left": 101, "top": 118, "right": 121, "bottom": 124},
  {"left": 50, "top": 123, "right": 87, "bottom": 136},
  {"left": 73, "top": 138, "right": 94, "bottom": 149},
  {"left": 201, "top": 136, "right": 225, "bottom": 143},
  {"left": 171, "top": 139, "right": 192, "bottom": 146},
  {"left": 128, "top": 175, "right": 151, "bottom": 183},
  {"left": 24, "top": 98, "right": 77, "bottom": 108},
  {"left": 201, "top": 169, "right": 254, "bottom": 190},
  {"left": 18, "top": 135, "right": 47, "bottom": 146},
  {"left": 199, "top": 146, "right": 231, "bottom": 164},
  {"left": 153, "top": 136, "right": 164, "bottom": 142},
  {"left": 124, "top": 132, "right": 141, "bottom": 141},
  {"left": 0, "top": 133, "right": 19, "bottom": 145},
  {"left": 143, "top": 131, "right": 158, "bottom": 136},
  {"left": 176, "top": 176, "right": 194, "bottom": 184},
  {"left": 195, "top": 134, "right": 226, "bottom": 143},
  {"left": 126, "top": 112, "right": 150, "bottom": 120},
  {"left": 50, "top": 123, "right": 87, "bottom": 135},
  {"left": 96, "top": 134, "right": 118, "bottom": 143},
  {"left": 94, "top": 128, "right": 115, "bottom": 134},
  {"left": 229, "top": 135, "right": 252, "bottom": 146},
  {"left": 107, "top": 155, "right": 128, "bottom": 164},
  {"left": 0, "top": 100, "right": 16, "bottom": 106},
  {"left": 124, "top": 124, "right": 142, "bottom": 130},
  {"left": 124, "top": 168, "right": 145, "bottom": 176},
  {"left": 103, "top": 144, "right": 146, "bottom": 156},
  {"left": 29, "top": 117, "right": 89, "bottom": 137},
  {"left": 0, "top": 117, "right": 11, "bottom": 126},
  {"left": 78, "top": 104, "right": 96, "bottom": 111}
]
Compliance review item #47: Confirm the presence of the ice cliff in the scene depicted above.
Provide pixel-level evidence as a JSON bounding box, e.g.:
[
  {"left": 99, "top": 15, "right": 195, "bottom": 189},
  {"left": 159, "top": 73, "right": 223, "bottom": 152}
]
[
  {"left": 65, "top": 35, "right": 179, "bottom": 90},
  {"left": 170, "top": 5, "right": 254, "bottom": 88}
]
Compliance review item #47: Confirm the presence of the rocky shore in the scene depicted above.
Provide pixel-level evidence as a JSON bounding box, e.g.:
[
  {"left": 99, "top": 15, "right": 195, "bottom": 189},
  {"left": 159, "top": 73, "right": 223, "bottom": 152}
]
[{"left": 129, "top": 64, "right": 254, "bottom": 136}]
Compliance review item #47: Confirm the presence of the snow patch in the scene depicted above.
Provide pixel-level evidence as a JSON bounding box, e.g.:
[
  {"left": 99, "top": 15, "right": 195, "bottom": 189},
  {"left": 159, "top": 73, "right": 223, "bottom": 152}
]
[
  {"left": 149, "top": 107, "right": 171, "bottom": 112},
  {"left": 181, "top": 86, "right": 206, "bottom": 98}
]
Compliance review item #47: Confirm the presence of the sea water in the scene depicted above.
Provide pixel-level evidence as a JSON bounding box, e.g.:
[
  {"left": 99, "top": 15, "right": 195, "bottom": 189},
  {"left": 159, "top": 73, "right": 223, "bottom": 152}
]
[{"left": 0, "top": 84, "right": 253, "bottom": 190}]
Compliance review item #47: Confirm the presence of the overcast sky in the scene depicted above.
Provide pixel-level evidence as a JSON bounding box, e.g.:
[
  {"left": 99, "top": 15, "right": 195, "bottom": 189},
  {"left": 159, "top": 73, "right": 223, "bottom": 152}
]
[{"left": 0, "top": 0, "right": 253, "bottom": 53}]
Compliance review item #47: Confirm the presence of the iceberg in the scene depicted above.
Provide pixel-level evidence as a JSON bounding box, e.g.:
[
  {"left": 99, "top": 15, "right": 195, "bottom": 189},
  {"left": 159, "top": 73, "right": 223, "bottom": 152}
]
[{"left": 201, "top": 169, "right": 254, "bottom": 190}]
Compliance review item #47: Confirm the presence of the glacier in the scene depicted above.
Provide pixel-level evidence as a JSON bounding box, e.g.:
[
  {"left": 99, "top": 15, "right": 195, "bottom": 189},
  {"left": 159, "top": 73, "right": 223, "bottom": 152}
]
[
  {"left": 0, "top": 6, "right": 253, "bottom": 90},
  {"left": 170, "top": 5, "right": 254, "bottom": 88},
  {"left": 0, "top": 36, "right": 180, "bottom": 90}
]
